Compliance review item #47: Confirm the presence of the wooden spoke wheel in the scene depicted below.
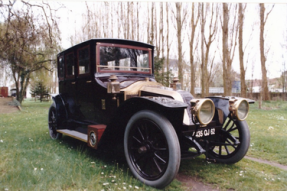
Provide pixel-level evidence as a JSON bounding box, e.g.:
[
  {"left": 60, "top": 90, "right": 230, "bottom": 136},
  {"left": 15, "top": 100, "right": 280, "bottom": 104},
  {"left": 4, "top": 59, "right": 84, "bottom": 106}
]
[{"left": 124, "top": 110, "right": 180, "bottom": 189}]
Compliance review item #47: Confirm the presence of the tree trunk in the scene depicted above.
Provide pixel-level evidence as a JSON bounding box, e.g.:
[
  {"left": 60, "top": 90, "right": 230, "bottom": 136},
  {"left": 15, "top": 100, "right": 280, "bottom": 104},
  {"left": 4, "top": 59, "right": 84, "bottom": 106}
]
[
  {"left": 147, "top": 3, "right": 150, "bottom": 43},
  {"left": 200, "top": 3, "right": 205, "bottom": 97},
  {"left": 189, "top": 3, "right": 199, "bottom": 95},
  {"left": 176, "top": 2, "right": 183, "bottom": 85},
  {"left": 131, "top": 2, "right": 134, "bottom": 40},
  {"left": 238, "top": 3, "right": 247, "bottom": 97},
  {"left": 127, "top": 2, "right": 130, "bottom": 39},
  {"left": 259, "top": 3, "right": 270, "bottom": 101},
  {"left": 137, "top": 2, "right": 139, "bottom": 41},
  {"left": 160, "top": 2, "right": 164, "bottom": 81},
  {"left": 222, "top": 3, "right": 229, "bottom": 96},
  {"left": 222, "top": 3, "right": 238, "bottom": 96},
  {"left": 150, "top": 3, "right": 155, "bottom": 45},
  {"left": 160, "top": 2, "right": 164, "bottom": 58},
  {"left": 166, "top": 3, "right": 170, "bottom": 86}
]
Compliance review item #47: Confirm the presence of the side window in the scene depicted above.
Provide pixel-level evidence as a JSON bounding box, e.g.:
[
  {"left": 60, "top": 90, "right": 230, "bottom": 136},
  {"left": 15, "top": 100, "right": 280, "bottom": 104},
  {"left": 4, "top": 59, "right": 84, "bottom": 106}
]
[
  {"left": 58, "top": 56, "right": 64, "bottom": 80},
  {"left": 65, "top": 52, "right": 75, "bottom": 77},
  {"left": 78, "top": 46, "right": 90, "bottom": 75}
]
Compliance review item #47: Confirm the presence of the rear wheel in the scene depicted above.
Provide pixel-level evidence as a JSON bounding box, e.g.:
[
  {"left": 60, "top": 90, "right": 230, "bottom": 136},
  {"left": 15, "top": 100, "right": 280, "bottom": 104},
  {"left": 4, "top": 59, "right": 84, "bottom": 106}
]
[
  {"left": 124, "top": 110, "right": 180, "bottom": 189},
  {"left": 48, "top": 103, "right": 62, "bottom": 140},
  {"left": 207, "top": 118, "right": 250, "bottom": 164}
]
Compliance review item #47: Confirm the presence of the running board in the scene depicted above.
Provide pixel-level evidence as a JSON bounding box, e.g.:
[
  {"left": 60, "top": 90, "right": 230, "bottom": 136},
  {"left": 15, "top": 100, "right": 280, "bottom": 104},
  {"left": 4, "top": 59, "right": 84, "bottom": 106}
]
[{"left": 57, "top": 129, "right": 87, "bottom": 143}]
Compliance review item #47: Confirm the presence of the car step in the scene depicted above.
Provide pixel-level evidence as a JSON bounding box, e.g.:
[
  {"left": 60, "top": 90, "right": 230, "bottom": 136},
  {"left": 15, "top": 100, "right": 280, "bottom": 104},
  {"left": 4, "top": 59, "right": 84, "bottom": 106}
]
[{"left": 57, "top": 129, "right": 88, "bottom": 143}]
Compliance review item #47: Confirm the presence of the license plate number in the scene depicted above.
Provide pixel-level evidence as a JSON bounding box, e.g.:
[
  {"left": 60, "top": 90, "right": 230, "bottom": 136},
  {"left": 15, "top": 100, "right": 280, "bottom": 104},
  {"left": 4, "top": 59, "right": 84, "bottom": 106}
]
[{"left": 192, "top": 128, "right": 215, "bottom": 138}]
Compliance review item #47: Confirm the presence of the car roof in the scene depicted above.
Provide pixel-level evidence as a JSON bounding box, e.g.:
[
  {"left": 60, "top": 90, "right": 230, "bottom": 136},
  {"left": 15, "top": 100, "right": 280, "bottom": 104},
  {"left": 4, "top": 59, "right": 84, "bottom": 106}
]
[{"left": 58, "top": 38, "right": 154, "bottom": 55}]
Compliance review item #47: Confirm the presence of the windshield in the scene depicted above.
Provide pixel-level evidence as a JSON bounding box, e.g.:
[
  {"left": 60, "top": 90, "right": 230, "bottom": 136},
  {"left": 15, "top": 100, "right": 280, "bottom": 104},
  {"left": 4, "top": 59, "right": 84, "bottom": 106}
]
[{"left": 97, "top": 43, "right": 152, "bottom": 74}]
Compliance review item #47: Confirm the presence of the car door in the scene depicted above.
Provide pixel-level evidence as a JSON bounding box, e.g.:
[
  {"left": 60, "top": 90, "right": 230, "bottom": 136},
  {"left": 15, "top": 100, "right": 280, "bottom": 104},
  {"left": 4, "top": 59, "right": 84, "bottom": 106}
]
[
  {"left": 76, "top": 45, "right": 96, "bottom": 123},
  {"left": 63, "top": 51, "right": 77, "bottom": 99}
]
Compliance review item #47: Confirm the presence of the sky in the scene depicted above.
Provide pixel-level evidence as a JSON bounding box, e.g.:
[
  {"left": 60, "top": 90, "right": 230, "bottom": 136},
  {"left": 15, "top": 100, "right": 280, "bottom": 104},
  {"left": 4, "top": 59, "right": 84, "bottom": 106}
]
[
  {"left": 54, "top": 0, "right": 287, "bottom": 80},
  {"left": 3, "top": 0, "right": 287, "bottom": 80}
]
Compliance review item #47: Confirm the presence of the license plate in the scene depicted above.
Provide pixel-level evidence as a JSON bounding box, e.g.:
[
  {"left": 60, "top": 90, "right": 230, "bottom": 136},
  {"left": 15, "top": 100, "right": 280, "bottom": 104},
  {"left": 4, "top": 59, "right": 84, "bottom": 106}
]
[{"left": 192, "top": 128, "right": 216, "bottom": 138}]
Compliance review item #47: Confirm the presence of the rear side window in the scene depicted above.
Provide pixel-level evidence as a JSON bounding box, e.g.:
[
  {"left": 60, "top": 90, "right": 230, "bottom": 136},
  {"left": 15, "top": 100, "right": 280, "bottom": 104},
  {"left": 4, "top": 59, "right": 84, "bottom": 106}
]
[
  {"left": 58, "top": 56, "right": 64, "bottom": 80},
  {"left": 78, "top": 46, "right": 90, "bottom": 75},
  {"left": 65, "top": 52, "right": 75, "bottom": 77}
]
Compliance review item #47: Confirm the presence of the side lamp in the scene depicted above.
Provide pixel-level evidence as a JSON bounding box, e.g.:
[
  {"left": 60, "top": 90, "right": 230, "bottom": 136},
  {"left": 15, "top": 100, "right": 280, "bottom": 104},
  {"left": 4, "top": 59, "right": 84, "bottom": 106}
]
[{"left": 107, "top": 75, "right": 120, "bottom": 100}]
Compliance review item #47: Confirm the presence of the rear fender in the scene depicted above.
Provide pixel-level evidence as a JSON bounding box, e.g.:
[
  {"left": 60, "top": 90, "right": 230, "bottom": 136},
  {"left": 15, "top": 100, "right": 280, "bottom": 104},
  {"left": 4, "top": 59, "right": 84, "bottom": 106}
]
[
  {"left": 52, "top": 94, "right": 68, "bottom": 125},
  {"left": 51, "top": 93, "right": 80, "bottom": 126}
]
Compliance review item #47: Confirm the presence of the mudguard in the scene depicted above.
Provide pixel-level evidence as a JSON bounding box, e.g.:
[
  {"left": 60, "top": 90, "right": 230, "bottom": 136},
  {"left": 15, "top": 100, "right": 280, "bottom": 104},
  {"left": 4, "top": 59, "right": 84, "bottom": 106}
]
[
  {"left": 97, "top": 96, "right": 188, "bottom": 149},
  {"left": 52, "top": 94, "right": 68, "bottom": 126}
]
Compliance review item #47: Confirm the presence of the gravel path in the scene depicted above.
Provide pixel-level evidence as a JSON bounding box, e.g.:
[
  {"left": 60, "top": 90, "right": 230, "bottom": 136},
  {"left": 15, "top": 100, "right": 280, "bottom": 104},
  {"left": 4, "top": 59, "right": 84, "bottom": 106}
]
[
  {"left": 176, "top": 155, "right": 287, "bottom": 190},
  {"left": 245, "top": 156, "right": 287, "bottom": 171}
]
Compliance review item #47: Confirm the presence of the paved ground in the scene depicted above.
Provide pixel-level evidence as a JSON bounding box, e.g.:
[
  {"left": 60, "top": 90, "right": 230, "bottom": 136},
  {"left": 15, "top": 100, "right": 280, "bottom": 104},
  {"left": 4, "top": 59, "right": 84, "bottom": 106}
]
[{"left": 0, "top": 97, "right": 19, "bottom": 114}]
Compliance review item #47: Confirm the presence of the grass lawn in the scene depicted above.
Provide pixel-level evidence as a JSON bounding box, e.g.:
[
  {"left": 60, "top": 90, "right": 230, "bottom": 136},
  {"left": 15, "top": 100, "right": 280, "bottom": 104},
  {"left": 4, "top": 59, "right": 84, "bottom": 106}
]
[
  {"left": 0, "top": 100, "right": 173, "bottom": 191},
  {"left": 0, "top": 99, "right": 287, "bottom": 190},
  {"left": 246, "top": 101, "right": 287, "bottom": 165}
]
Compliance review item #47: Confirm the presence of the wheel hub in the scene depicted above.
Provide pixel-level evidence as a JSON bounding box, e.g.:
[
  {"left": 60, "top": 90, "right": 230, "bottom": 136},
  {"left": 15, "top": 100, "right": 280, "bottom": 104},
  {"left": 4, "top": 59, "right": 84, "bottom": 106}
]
[{"left": 138, "top": 146, "right": 147, "bottom": 154}]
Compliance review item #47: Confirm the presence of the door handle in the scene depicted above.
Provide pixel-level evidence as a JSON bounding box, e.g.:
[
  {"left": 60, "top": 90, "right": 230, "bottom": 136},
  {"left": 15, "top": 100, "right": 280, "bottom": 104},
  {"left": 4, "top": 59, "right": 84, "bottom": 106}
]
[
  {"left": 71, "top": 82, "right": 76, "bottom": 84},
  {"left": 86, "top": 80, "right": 92, "bottom": 83}
]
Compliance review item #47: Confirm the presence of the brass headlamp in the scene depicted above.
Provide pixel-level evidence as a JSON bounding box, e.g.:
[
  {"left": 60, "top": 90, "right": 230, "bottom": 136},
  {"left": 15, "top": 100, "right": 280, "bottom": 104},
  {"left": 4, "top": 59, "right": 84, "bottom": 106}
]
[
  {"left": 190, "top": 98, "right": 215, "bottom": 126},
  {"left": 229, "top": 98, "right": 249, "bottom": 121}
]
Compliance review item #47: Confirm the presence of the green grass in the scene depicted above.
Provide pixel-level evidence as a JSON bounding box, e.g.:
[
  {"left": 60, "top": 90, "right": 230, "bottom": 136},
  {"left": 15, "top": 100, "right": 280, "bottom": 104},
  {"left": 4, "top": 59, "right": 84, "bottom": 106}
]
[
  {"left": 246, "top": 101, "right": 287, "bottom": 165},
  {"left": 0, "top": 100, "right": 182, "bottom": 191},
  {"left": 180, "top": 156, "right": 287, "bottom": 191},
  {"left": 1, "top": 100, "right": 287, "bottom": 190}
]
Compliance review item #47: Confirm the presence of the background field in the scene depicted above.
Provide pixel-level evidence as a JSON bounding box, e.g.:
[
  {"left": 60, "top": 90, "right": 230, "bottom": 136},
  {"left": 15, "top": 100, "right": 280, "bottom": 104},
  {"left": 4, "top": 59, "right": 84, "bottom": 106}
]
[{"left": 0, "top": 100, "right": 287, "bottom": 190}]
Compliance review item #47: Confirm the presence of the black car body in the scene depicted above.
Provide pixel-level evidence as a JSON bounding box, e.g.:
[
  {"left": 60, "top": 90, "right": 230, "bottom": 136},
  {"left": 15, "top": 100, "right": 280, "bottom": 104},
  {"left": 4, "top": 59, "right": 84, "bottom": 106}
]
[{"left": 48, "top": 39, "right": 253, "bottom": 188}]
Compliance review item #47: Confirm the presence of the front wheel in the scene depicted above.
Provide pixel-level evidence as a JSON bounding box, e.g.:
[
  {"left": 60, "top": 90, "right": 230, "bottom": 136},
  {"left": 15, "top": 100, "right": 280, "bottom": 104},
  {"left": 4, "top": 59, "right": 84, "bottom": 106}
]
[
  {"left": 48, "top": 103, "right": 62, "bottom": 140},
  {"left": 124, "top": 110, "right": 181, "bottom": 189},
  {"left": 207, "top": 118, "right": 250, "bottom": 164}
]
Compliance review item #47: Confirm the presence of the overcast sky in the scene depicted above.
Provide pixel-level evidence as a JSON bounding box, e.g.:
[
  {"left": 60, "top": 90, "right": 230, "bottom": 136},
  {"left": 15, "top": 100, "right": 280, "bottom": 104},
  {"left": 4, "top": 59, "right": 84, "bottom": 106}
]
[
  {"left": 4, "top": 0, "right": 286, "bottom": 80},
  {"left": 54, "top": 0, "right": 287, "bottom": 80}
]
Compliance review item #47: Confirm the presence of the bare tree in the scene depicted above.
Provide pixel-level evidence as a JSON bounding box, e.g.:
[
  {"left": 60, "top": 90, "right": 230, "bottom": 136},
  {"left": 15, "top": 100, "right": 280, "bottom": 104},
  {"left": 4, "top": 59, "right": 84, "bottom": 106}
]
[
  {"left": 259, "top": 3, "right": 274, "bottom": 101},
  {"left": 200, "top": 3, "right": 205, "bottom": 96},
  {"left": 150, "top": 2, "right": 155, "bottom": 45},
  {"left": 189, "top": 3, "right": 200, "bottom": 95},
  {"left": 154, "top": 3, "right": 159, "bottom": 57},
  {"left": 137, "top": 2, "right": 140, "bottom": 41},
  {"left": 160, "top": 2, "right": 164, "bottom": 58},
  {"left": 174, "top": 2, "right": 188, "bottom": 85},
  {"left": 166, "top": 3, "right": 171, "bottom": 85},
  {"left": 222, "top": 3, "right": 238, "bottom": 96},
  {"left": 201, "top": 3, "right": 219, "bottom": 97},
  {"left": 238, "top": 3, "right": 247, "bottom": 97}
]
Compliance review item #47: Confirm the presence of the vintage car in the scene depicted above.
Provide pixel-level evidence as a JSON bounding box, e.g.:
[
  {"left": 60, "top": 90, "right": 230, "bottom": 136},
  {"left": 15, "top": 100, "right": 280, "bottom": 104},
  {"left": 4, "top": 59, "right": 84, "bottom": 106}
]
[{"left": 48, "top": 39, "right": 253, "bottom": 188}]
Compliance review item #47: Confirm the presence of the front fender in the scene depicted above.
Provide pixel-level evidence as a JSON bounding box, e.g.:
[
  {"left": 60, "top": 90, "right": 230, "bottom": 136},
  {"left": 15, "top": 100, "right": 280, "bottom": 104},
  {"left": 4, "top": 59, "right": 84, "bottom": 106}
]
[{"left": 97, "top": 96, "right": 187, "bottom": 149}]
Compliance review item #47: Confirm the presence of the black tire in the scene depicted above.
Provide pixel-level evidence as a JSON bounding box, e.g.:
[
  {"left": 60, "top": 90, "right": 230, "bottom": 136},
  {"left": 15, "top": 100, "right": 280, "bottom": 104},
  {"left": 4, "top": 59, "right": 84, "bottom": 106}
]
[
  {"left": 124, "top": 110, "right": 181, "bottom": 189},
  {"left": 207, "top": 118, "right": 250, "bottom": 164},
  {"left": 48, "top": 103, "right": 62, "bottom": 140}
]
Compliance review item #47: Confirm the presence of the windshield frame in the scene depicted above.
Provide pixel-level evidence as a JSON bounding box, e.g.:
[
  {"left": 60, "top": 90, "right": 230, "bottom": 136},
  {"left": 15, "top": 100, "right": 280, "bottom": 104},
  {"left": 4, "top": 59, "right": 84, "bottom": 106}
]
[{"left": 96, "top": 42, "right": 152, "bottom": 75}]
